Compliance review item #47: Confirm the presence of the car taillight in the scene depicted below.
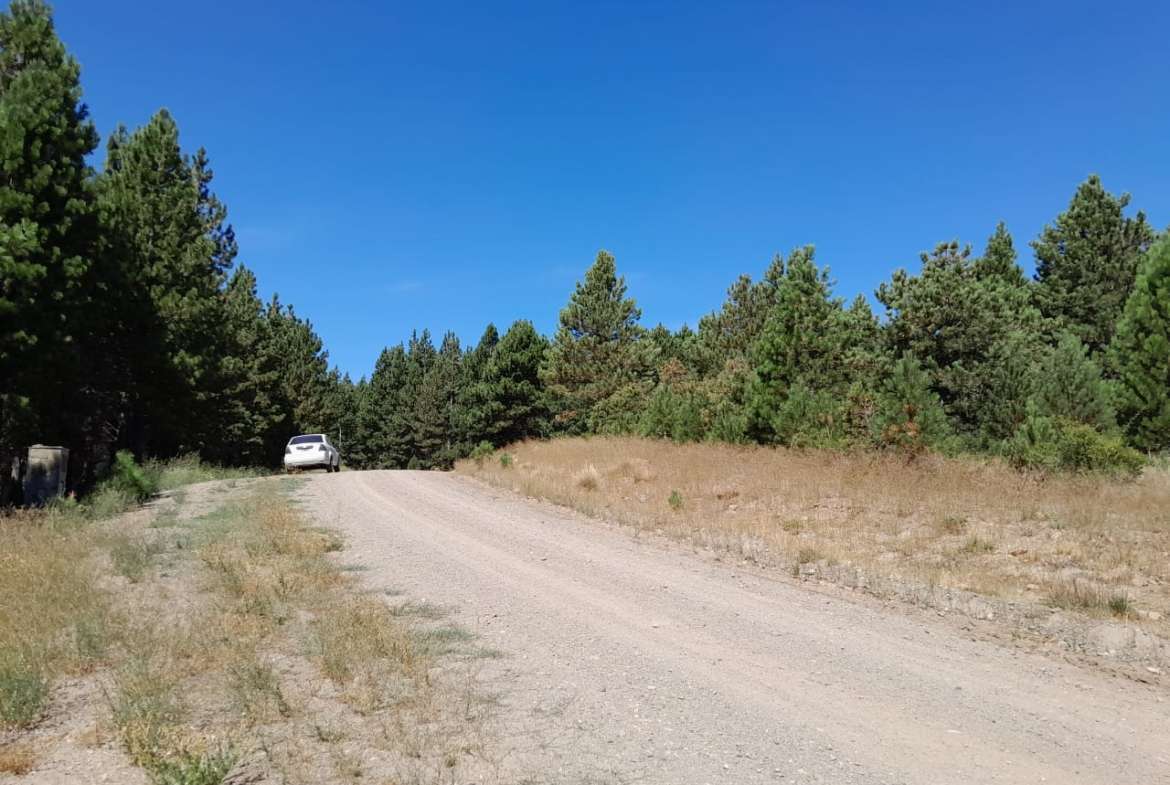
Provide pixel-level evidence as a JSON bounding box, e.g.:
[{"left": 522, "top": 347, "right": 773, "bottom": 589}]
[{"left": 318, "top": 445, "right": 326, "bottom": 452}]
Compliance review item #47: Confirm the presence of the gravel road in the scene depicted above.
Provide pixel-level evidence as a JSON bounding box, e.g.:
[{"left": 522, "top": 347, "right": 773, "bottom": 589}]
[{"left": 298, "top": 470, "right": 1169, "bottom": 785}]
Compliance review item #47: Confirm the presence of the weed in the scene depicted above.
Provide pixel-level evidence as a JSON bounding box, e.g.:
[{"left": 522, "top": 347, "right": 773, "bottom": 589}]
[
  {"left": 0, "top": 742, "right": 36, "bottom": 775},
  {"left": 1047, "top": 578, "right": 1107, "bottom": 612},
  {"left": 575, "top": 464, "right": 601, "bottom": 491},
  {"left": 668, "top": 490, "right": 683, "bottom": 511},
  {"left": 146, "top": 745, "right": 236, "bottom": 785},
  {"left": 961, "top": 536, "right": 995, "bottom": 554},
  {"left": 389, "top": 601, "right": 449, "bottom": 620},
  {"left": 0, "top": 651, "right": 48, "bottom": 728},
  {"left": 313, "top": 597, "right": 419, "bottom": 685},
  {"left": 499, "top": 452, "right": 513, "bottom": 468},
  {"left": 229, "top": 658, "right": 289, "bottom": 722},
  {"left": 1108, "top": 594, "right": 1134, "bottom": 618},
  {"left": 86, "top": 485, "right": 136, "bottom": 520},
  {"left": 939, "top": 516, "right": 967, "bottom": 534},
  {"left": 797, "top": 547, "right": 823, "bottom": 564},
  {"left": 109, "top": 533, "right": 164, "bottom": 582},
  {"left": 413, "top": 625, "right": 476, "bottom": 657}
]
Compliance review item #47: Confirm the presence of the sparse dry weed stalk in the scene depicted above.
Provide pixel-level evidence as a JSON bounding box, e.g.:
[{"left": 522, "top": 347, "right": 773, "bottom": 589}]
[{"left": 458, "top": 437, "right": 1170, "bottom": 627}]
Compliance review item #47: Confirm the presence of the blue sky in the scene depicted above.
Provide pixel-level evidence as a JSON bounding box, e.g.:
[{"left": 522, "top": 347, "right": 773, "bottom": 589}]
[{"left": 54, "top": 0, "right": 1169, "bottom": 379}]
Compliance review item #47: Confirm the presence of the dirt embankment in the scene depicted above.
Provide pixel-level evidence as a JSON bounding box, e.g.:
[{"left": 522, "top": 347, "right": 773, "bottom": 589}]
[{"left": 457, "top": 437, "right": 1170, "bottom": 670}]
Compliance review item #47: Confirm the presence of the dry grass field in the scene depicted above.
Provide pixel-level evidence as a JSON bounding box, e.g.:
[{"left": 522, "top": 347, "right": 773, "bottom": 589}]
[
  {"left": 0, "top": 478, "right": 499, "bottom": 784},
  {"left": 458, "top": 437, "right": 1170, "bottom": 641}
]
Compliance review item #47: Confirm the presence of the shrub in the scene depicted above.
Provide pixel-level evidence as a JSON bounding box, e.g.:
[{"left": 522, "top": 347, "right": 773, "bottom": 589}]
[
  {"left": 498, "top": 452, "right": 513, "bottom": 468},
  {"left": 638, "top": 387, "right": 705, "bottom": 443},
  {"left": 668, "top": 490, "right": 683, "bottom": 511},
  {"left": 769, "top": 383, "right": 845, "bottom": 449},
  {"left": 469, "top": 441, "right": 495, "bottom": 467},
  {"left": 1004, "top": 411, "right": 1145, "bottom": 477},
  {"left": 107, "top": 450, "right": 158, "bottom": 503}
]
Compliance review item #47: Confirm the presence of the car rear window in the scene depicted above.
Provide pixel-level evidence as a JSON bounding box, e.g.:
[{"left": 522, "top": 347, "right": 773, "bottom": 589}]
[{"left": 289, "top": 435, "right": 323, "bottom": 445}]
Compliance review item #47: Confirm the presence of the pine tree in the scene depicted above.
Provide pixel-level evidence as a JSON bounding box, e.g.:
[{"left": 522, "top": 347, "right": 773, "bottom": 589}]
[
  {"left": 970, "top": 330, "right": 1044, "bottom": 444},
  {"left": 101, "top": 109, "right": 237, "bottom": 454},
  {"left": 453, "top": 324, "right": 500, "bottom": 448},
  {"left": 973, "top": 222, "right": 1027, "bottom": 287},
  {"left": 542, "top": 250, "right": 652, "bottom": 433},
  {"left": 1113, "top": 236, "right": 1170, "bottom": 451},
  {"left": 265, "top": 297, "right": 335, "bottom": 440},
  {"left": 872, "top": 354, "right": 951, "bottom": 455},
  {"left": 746, "top": 247, "right": 851, "bottom": 442},
  {"left": 1034, "top": 333, "right": 1116, "bottom": 432},
  {"left": 217, "top": 266, "right": 287, "bottom": 465},
  {"left": 410, "top": 331, "right": 461, "bottom": 467},
  {"left": 878, "top": 239, "right": 1042, "bottom": 436},
  {"left": 0, "top": 0, "right": 100, "bottom": 494},
  {"left": 361, "top": 345, "right": 413, "bottom": 468},
  {"left": 1032, "top": 175, "right": 1155, "bottom": 355},
  {"left": 697, "top": 253, "right": 785, "bottom": 374},
  {"left": 486, "top": 320, "right": 548, "bottom": 445}
]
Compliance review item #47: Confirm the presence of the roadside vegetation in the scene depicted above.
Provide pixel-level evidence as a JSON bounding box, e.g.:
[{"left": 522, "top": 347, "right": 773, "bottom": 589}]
[
  {"left": 1, "top": 460, "right": 497, "bottom": 782},
  {"left": 458, "top": 437, "right": 1170, "bottom": 632}
]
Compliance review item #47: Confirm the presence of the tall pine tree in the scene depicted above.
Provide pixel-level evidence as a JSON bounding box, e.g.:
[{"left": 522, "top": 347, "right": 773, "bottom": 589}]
[
  {"left": 0, "top": 0, "right": 99, "bottom": 494},
  {"left": 101, "top": 109, "right": 237, "bottom": 455},
  {"left": 542, "top": 250, "right": 652, "bottom": 433},
  {"left": 1113, "top": 237, "right": 1170, "bottom": 451},
  {"left": 1032, "top": 175, "right": 1155, "bottom": 356}
]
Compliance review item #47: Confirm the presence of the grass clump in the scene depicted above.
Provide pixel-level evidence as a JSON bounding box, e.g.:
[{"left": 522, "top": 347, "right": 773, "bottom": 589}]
[
  {"left": 0, "top": 742, "right": 36, "bottom": 775},
  {"left": 108, "top": 533, "right": 164, "bottom": 583},
  {"left": 499, "top": 452, "right": 513, "bottom": 468},
  {"left": 1108, "top": 594, "right": 1134, "bottom": 619},
  {"left": 668, "top": 490, "right": 683, "bottom": 511},
  {"left": 144, "top": 454, "right": 264, "bottom": 493},
  {"left": 575, "top": 464, "right": 601, "bottom": 491},
  {"left": 961, "top": 535, "right": 995, "bottom": 554},
  {"left": 0, "top": 651, "right": 49, "bottom": 728}
]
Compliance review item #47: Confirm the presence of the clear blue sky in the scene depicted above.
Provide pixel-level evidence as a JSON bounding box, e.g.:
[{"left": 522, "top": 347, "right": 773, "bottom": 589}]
[{"left": 54, "top": 0, "right": 1170, "bottom": 379}]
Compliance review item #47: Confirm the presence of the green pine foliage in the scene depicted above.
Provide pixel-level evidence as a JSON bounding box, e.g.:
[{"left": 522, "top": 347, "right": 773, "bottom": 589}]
[
  {"left": 0, "top": 0, "right": 100, "bottom": 493},
  {"left": 872, "top": 354, "right": 952, "bottom": 455},
  {"left": 1113, "top": 236, "right": 1170, "bottom": 452},
  {"left": 1004, "top": 407, "right": 1144, "bottom": 477},
  {"left": 541, "top": 250, "right": 653, "bottom": 434},
  {"left": 0, "top": 1, "right": 1163, "bottom": 489},
  {"left": 1032, "top": 175, "right": 1155, "bottom": 356},
  {"left": 877, "top": 238, "right": 1042, "bottom": 438},
  {"left": 1034, "top": 333, "right": 1116, "bottom": 432}
]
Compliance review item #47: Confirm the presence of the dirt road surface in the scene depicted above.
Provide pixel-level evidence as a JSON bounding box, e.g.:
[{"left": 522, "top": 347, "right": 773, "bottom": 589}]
[{"left": 298, "top": 470, "right": 1169, "bottom": 785}]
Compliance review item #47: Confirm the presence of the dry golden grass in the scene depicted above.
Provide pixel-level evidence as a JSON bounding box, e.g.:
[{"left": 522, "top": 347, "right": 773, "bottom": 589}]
[
  {"left": 457, "top": 437, "right": 1170, "bottom": 627},
  {"left": 0, "top": 741, "right": 36, "bottom": 775},
  {"left": 0, "top": 510, "right": 111, "bottom": 729},
  {"left": 2, "top": 479, "right": 501, "bottom": 783}
]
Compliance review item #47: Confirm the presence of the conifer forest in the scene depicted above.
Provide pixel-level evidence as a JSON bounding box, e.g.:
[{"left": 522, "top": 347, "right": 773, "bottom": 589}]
[{"left": 2, "top": 0, "right": 1168, "bottom": 501}]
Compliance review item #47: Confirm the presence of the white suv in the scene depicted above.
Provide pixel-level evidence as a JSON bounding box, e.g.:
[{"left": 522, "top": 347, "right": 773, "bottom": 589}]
[{"left": 283, "top": 434, "right": 340, "bottom": 473}]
